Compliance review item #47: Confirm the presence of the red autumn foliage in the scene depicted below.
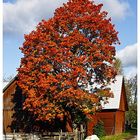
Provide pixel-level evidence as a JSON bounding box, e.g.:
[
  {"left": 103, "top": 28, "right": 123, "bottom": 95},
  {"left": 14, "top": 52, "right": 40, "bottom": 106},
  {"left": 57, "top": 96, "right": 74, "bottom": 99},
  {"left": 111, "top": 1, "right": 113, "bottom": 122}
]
[{"left": 18, "top": 0, "right": 119, "bottom": 126}]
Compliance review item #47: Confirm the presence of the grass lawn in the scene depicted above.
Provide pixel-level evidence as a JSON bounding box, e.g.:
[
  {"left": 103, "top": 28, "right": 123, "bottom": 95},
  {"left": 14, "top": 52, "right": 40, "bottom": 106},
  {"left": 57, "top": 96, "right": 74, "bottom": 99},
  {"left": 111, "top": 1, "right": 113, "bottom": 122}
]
[{"left": 100, "top": 129, "right": 137, "bottom": 140}]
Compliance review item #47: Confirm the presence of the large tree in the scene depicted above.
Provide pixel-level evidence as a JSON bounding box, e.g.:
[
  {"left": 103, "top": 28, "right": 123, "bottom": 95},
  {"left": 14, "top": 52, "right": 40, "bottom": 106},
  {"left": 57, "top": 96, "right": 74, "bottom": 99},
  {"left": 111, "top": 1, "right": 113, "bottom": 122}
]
[{"left": 18, "top": 0, "right": 120, "bottom": 130}]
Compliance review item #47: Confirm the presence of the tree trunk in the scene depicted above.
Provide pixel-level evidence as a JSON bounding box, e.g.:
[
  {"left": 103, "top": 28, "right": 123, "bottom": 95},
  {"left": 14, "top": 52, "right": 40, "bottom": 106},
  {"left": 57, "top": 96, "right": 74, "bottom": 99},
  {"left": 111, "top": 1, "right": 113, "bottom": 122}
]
[{"left": 65, "top": 111, "right": 73, "bottom": 132}]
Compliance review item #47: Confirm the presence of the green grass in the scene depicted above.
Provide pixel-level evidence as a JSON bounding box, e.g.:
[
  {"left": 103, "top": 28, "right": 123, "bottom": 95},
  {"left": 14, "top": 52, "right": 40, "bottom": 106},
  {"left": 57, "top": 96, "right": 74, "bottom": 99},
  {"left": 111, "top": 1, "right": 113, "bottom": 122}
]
[{"left": 100, "top": 129, "right": 137, "bottom": 140}]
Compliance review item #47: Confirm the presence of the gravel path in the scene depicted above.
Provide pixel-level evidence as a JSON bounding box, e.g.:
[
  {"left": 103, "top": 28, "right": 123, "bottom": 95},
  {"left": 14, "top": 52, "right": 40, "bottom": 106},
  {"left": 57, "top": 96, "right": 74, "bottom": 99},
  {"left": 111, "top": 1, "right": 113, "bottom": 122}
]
[
  {"left": 130, "top": 135, "right": 137, "bottom": 140},
  {"left": 126, "top": 135, "right": 137, "bottom": 140}
]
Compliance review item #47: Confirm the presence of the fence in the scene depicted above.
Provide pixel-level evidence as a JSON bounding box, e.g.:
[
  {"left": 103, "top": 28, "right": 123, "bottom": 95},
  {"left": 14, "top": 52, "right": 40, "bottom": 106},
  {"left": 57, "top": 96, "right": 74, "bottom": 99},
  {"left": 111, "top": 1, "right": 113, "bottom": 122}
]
[{"left": 3, "top": 128, "right": 86, "bottom": 140}]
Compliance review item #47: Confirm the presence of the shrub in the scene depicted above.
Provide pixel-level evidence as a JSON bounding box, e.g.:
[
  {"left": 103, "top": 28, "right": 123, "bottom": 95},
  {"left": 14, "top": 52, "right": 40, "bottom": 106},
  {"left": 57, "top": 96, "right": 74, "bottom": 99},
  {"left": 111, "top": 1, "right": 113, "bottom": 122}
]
[{"left": 94, "top": 120, "right": 106, "bottom": 137}]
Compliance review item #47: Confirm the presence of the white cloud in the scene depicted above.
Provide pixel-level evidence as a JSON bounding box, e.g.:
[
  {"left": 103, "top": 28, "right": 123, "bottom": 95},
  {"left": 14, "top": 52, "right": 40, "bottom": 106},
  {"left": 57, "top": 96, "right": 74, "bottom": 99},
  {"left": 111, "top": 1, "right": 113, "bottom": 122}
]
[
  {"left": 3, "top": 0, "right": 131, "bottom": 35},
  {"left": 3, "top": 0, "right": 67, "bottom": 35},
  {"left": 95, "top": 0, "right": 130, "bottom": 20},
  {"left": 116, "top": 44, "right": 137, "bottom": 78},
  {"left": 116, "top": 43, "right": 137, "bottom": 68}
]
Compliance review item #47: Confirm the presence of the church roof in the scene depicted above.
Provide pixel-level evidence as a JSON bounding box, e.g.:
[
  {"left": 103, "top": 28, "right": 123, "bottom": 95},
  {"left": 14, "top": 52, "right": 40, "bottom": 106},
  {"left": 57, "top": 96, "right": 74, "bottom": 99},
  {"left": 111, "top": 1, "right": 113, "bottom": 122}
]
[{"left": 102, "top": 75, "right": 124, "bottom": 110}]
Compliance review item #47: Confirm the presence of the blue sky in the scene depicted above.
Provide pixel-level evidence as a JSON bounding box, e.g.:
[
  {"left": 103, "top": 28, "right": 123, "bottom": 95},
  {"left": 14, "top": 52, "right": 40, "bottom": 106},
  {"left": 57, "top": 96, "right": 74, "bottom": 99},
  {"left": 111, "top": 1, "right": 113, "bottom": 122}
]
[{"left": 3, "top": 0, "right": 137, "bottom": 79}]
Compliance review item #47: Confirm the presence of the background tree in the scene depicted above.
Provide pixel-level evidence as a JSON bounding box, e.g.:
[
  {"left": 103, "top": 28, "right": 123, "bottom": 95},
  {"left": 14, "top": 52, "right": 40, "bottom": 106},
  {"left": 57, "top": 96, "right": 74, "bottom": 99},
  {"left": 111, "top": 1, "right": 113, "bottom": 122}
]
[
  {"left": 18, "top": 0, "right": 120, "bottom": 131},
  {"left": 113, "top": 58, "right": 123, "bottom": 75},
  {"left": 125, "top": 75, "right": 137, "bottom": 129},
  {"left": 129, "top": 75, "right": 137, "bottom": 104},
  {"left": 3, "top": 75, "right": 14, "bottom": 82}
]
